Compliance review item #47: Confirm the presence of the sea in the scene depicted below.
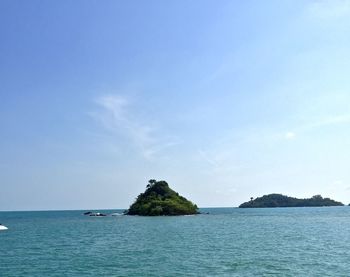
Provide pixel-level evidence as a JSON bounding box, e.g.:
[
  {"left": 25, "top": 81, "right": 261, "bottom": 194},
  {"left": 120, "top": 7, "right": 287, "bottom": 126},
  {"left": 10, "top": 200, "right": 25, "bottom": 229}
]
[{"left": 1, "top": 207, "right": 350, "bottom": 276}]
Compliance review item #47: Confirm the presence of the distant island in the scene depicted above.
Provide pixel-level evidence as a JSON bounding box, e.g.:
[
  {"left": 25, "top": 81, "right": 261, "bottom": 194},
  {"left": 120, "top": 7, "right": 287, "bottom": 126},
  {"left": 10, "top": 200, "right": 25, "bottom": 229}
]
[
  {"left": 126, "top": 179, "right": 199, "bottom": 216},
  {"left": 239, "top": 194, "right": 344, "bottom": 208}
]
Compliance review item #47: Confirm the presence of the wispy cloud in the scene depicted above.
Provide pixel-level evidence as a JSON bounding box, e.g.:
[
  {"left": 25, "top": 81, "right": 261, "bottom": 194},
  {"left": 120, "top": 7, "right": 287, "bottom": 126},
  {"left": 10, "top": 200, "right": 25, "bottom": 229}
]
[
  {"left": 196, "top": 112, "right": 350, "bottom": 174},
  {"left": 197, "top": 144, "right": 247, "bottom": 176},
  {"left": 91, "top": 95, "right": 179, "bottom": 160},
  {"left": 279, "top": 114, "right": 350, "bottom": 141},
  {"left": 325, "top": 180, "right": 350, "bottom": 198},
  {"left": 198, "top": 149, "right": 221, "bottom": 168},
  {"left": 307, "top": 0, "right": 350, "bottom": 19},
  {"left": 304, "top": 114, "right": 350, "bottom": 129}
]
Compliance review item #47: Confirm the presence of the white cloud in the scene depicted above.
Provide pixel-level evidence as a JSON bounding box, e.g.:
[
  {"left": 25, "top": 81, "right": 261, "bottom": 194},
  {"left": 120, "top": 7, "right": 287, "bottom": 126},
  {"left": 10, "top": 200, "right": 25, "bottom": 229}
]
[
  {"left": 91, "top": 95, "right": 179, "bottom": 160},
  {"left": 92, "top": 95, "right": 129, "bottom": 131},
  {"left": 285, "top": 132, "right": 296, "bottom": 140},
  {"left": 331, "top": 180, "right": 344, "bottom": 186}
]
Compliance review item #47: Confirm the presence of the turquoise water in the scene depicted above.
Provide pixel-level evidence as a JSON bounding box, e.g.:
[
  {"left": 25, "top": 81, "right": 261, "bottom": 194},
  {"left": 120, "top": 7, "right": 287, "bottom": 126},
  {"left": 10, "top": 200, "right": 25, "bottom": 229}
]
[{"left": 1, "top": 207, "right": 350, "bottom": 276}]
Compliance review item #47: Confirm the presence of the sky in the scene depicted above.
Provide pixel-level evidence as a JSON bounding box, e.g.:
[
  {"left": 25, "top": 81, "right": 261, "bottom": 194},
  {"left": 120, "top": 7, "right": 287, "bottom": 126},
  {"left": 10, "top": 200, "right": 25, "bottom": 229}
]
[{"left": 1, "top": 0, "right": 350, "bottom": 210}]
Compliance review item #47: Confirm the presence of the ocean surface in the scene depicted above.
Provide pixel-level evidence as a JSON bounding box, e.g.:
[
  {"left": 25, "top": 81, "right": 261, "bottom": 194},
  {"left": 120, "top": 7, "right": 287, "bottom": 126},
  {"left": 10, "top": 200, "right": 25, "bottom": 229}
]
[{"left": 1, "top": 207, "right": 350, "bottom": 276}]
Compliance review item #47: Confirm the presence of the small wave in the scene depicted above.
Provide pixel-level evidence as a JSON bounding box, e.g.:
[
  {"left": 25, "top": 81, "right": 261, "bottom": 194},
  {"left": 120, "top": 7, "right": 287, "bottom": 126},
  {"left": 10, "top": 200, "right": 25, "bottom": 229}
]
[{"left": 110, "top": 213, "right": 123, "bottom": 216}]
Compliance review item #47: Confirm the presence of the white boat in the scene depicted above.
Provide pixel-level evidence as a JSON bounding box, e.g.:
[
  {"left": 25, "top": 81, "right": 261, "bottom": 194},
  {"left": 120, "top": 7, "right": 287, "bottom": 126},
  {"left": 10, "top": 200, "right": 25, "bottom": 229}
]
[
  {"left": 89, "top": 212, "right": 106, "bottom": 217},
  {"left": 0, "top": 224, "right": 8, "bottom": 231}
]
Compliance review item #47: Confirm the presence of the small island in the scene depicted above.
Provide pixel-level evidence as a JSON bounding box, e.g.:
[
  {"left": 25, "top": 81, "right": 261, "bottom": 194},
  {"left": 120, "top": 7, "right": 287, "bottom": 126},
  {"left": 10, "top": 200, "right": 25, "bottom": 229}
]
[
  {"left": 126, "top": 179, "right": 199, "bottom": 216},
  {"left": 239, "top": 194, "right": 344, "bottom": 208}
]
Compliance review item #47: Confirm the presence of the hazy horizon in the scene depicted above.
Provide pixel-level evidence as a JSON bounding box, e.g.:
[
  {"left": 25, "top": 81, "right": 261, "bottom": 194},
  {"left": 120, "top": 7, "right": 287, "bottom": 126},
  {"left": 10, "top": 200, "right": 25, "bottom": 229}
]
[{"left": 1, "top": 0, "right": 350, "bottom": 211}]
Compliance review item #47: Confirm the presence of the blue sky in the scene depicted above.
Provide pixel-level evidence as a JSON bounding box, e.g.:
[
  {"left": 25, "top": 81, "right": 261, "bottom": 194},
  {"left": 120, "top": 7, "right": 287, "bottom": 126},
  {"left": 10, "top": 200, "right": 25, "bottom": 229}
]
[{"left": 1, "top": 0, "right": 350, "bottom": 210}]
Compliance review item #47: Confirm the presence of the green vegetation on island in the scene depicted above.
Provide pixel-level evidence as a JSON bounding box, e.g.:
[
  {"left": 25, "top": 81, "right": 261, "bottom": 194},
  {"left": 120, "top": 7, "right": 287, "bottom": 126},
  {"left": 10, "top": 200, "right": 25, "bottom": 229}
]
[
  {"left": 239, "top": 194, "right": 344, "bottom": 208},
  {"left": 126, "top": 179, "right": 199, "bottom": 216}
]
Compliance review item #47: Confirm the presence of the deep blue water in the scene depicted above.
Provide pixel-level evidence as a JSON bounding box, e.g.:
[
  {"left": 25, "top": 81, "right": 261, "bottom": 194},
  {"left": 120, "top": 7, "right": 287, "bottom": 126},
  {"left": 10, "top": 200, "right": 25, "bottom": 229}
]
[{"left": 1, "top": 207, "right": 350, "bottom": 276}]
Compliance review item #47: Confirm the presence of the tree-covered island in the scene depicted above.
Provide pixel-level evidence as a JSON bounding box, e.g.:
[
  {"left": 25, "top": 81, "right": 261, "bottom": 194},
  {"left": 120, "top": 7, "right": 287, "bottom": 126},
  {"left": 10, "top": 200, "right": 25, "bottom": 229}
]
[
  {"left": 126, "top": 179, "right": 199, "bottom": 216},
  {"left": 239, "top": 194, "right": 344, "bottom": 208}
]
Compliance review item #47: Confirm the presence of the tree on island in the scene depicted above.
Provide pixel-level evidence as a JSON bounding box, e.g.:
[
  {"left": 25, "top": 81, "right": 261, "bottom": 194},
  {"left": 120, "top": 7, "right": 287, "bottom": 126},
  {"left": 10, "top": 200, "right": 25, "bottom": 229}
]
[
  {"left": 126, "top": 180, "right": 199, "bottom": 216},
  {"left": 146, "top": 179, "right": 157, "bottom": 188}
]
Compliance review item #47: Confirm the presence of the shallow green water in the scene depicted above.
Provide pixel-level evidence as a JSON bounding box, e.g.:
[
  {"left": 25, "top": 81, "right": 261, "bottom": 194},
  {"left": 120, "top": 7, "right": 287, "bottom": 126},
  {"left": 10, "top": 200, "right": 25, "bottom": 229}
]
[{"left": 1, "top": 207, "right": 350, "bottom": 276}]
